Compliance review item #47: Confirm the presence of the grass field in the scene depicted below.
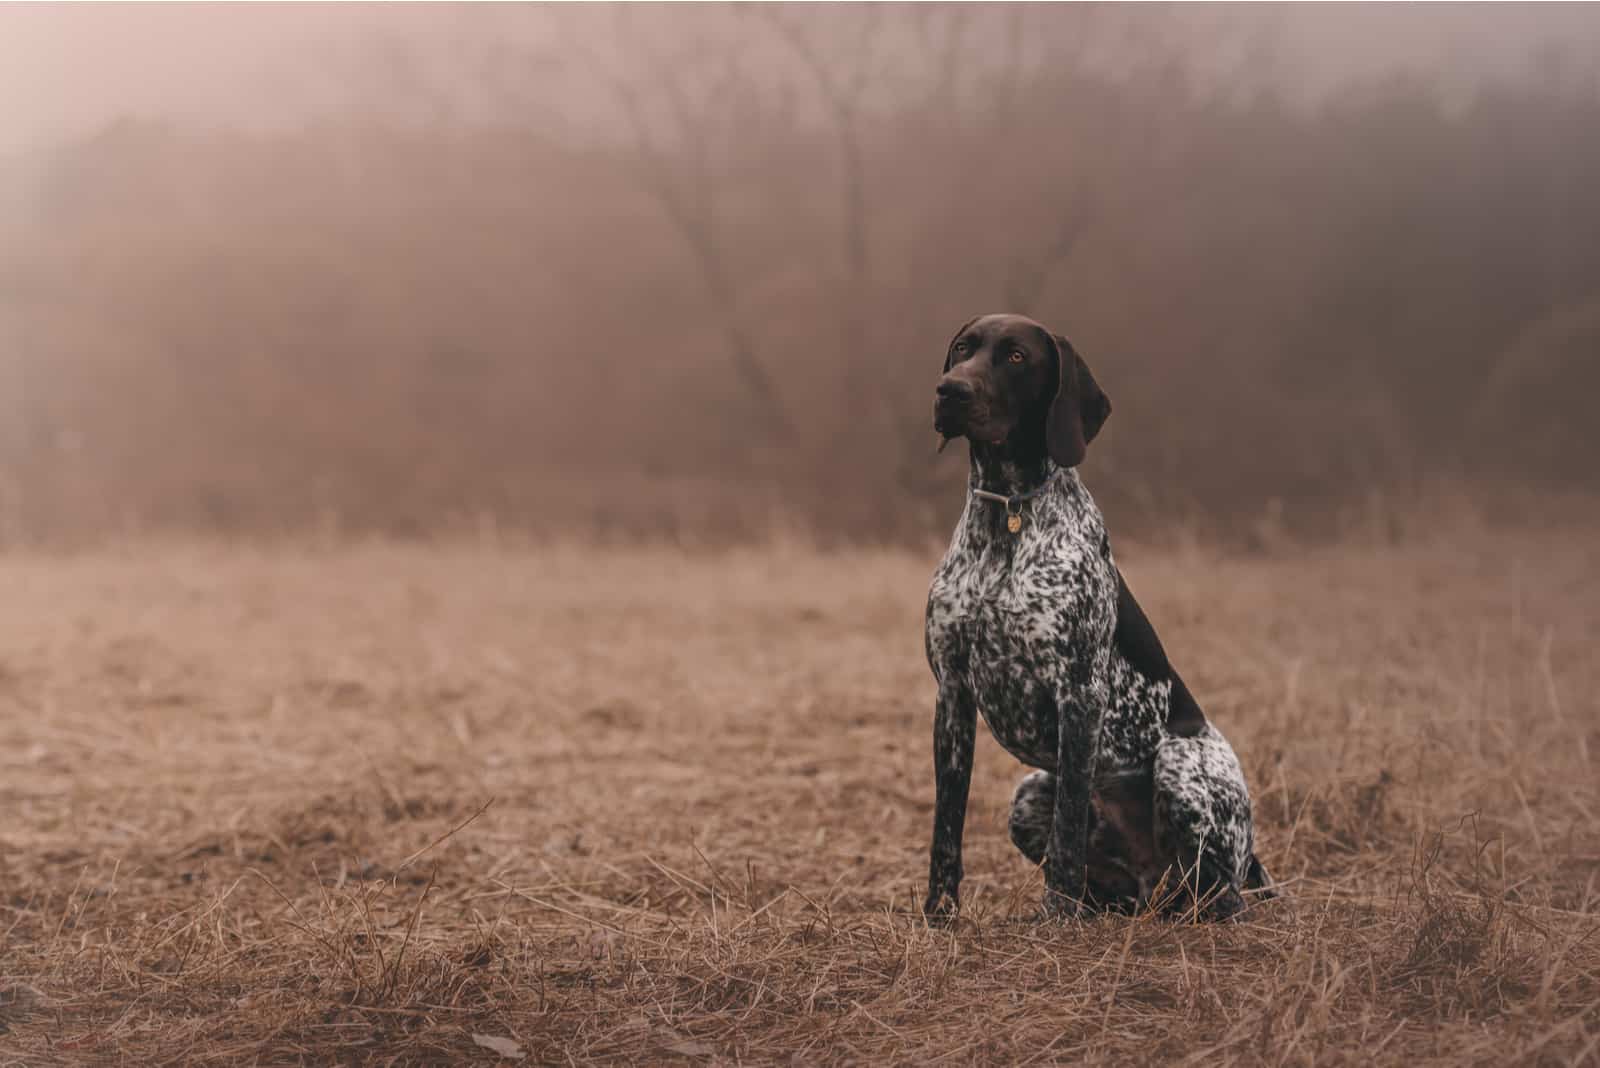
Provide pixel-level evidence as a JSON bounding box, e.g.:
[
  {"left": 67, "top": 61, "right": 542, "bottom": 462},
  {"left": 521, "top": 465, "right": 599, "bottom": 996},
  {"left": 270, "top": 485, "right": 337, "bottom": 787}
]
[{"left": 2, "top": 534, "right": 1598, "bottom": 1065}]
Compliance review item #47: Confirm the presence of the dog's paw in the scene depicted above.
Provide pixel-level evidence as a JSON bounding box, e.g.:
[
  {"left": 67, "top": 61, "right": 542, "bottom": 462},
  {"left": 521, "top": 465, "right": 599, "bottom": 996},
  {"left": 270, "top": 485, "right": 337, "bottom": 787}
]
[
  {"left": 922, "top": 889, "right": 960, "bottom": 926},
  {"left": 1037, "top": 888, "right": 1090, "bottom": 923},
  {"left": 1202, "top": 886, "right": 1248, "bottom": 923}
]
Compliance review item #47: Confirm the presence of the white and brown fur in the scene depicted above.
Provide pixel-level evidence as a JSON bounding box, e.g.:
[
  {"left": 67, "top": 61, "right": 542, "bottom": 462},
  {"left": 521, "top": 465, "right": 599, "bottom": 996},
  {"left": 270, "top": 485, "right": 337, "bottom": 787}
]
[{"left": 923, "top": 313, "right": 1272, "bottom": 922}]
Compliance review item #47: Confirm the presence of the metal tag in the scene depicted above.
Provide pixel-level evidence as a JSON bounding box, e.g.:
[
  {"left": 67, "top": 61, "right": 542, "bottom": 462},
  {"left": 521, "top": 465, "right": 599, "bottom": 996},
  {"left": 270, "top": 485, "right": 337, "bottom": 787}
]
[{"left": 1007, "top": 513, "right": 1023, "bottom": 534}]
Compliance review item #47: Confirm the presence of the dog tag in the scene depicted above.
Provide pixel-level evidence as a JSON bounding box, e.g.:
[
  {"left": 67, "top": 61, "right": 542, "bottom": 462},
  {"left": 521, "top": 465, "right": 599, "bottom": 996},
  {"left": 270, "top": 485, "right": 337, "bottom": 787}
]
[{"left": 1007, "top": 513, "right": 1023, "bottom": 534}]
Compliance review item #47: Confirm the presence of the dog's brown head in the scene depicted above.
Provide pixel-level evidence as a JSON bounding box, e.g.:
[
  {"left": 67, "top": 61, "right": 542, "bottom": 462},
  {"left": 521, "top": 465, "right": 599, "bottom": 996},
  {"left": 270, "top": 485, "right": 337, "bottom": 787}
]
[{"left": 933, "top": 313, "right": 1111, "bottom": 467}]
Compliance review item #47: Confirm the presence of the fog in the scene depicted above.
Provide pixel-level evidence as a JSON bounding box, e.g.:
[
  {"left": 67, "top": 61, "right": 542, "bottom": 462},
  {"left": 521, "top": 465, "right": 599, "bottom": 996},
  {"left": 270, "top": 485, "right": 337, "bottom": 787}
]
[
  {"left": 4, "top": 3, "right": 1599, "bottom": 543},
  {"left": 9, "top": 5, "right": 1600, "bottom": 151}
]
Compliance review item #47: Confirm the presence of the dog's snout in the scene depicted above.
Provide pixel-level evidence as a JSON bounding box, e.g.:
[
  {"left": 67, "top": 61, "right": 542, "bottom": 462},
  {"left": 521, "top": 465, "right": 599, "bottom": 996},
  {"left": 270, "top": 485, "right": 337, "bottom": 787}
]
[{"left": 934, "top": 376, "right": 979, "bottom": 438}]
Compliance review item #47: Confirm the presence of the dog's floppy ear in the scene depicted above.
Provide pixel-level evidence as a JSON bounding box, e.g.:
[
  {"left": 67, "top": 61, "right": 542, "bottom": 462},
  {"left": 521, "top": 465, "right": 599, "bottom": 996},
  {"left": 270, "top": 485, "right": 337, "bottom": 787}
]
[
  {"left": 1045, "top": 333, "right": 1112, "bottom": 468},
  {"left": 943, "top": 315, "right": 982, "bottom": 374}
]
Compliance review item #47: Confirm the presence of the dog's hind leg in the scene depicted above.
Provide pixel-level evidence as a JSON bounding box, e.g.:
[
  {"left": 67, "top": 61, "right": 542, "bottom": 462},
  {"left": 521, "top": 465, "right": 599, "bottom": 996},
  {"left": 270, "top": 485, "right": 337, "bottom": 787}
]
[
  {"left": 1008, "top": 770, "right": 1055, "bottom": 866},
  {"left": 1152, "top": 725, "right": 1257, "bottom": 920},
  {"left": 1010, "top": 770, "right": 1143, "bottom": 913}
]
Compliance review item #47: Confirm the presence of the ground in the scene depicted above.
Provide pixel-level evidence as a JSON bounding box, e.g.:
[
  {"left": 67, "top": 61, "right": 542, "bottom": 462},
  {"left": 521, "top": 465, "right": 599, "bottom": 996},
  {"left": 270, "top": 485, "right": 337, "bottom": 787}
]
[{"left": 2, "top": 534, "right": 1598, "bottom": 1065}]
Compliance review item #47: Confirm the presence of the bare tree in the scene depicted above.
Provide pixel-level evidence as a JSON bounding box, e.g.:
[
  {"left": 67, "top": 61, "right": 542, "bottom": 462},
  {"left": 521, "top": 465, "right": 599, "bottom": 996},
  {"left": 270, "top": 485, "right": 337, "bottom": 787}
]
[
  {"left": 758, "top": 4, "right": 882, "bottom": 441},
  {"left": 760, "top": 7, "right": 877, "bottom": 291},
  {"left": 555, "top": 8, "right": 796, "bottom": 440},
  {"left": 1002, "top": 182, "right": 1096, "bottom": 316}
]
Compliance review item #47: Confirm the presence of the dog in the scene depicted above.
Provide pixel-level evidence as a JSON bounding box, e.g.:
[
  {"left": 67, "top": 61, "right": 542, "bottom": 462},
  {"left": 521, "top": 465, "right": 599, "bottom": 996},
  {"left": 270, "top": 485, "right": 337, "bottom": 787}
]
[{"left": 923, "top": 313, "right": 1271, "bottom": 921}]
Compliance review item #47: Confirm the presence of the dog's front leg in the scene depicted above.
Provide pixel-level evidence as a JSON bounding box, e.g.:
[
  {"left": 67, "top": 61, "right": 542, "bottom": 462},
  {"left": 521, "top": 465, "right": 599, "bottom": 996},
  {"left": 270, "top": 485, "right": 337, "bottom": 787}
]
[
  {"left": 924, "top": 677, "right": 976, "bottom": 923},
  {"left": 1043, "top": 651, "right": 1110, "bottom": 919}
]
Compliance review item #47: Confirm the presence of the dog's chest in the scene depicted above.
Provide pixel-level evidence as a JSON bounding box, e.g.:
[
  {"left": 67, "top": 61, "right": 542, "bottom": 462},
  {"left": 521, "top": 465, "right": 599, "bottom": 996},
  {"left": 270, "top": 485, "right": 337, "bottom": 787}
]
[{"left": 927, "top": 520, "right": 1115, "bottom": 768}]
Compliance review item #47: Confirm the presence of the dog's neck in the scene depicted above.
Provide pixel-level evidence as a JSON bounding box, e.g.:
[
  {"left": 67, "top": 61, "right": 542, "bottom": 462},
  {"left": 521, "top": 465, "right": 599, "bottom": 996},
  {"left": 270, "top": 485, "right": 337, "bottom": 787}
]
[
  {"left": 960, "top": 433, "right": 1092, "bottom": 546},
  {"left": 967, "top": 437, "right": 1058, "bottom": 499}
]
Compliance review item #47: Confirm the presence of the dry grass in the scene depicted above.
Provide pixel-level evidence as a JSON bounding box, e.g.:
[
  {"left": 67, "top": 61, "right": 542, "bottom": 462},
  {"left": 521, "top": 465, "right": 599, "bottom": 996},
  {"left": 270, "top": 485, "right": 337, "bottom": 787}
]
[{"left": 2, "top": 534, "right": 1598, "bottom": 1065}]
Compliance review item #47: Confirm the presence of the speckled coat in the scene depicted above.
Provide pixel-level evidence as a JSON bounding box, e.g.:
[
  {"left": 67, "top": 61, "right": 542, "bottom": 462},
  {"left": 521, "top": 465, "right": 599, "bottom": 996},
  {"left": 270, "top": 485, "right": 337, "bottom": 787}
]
[{"left": 924, "top": 449, "right": 1269, "bottom": 919}]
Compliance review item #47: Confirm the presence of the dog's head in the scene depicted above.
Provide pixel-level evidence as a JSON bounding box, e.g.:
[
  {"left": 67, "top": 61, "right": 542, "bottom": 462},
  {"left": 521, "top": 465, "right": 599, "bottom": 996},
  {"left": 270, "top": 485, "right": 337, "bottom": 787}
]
[{"left": 933, "top": 313, "right": 1111, "bottom": 467}]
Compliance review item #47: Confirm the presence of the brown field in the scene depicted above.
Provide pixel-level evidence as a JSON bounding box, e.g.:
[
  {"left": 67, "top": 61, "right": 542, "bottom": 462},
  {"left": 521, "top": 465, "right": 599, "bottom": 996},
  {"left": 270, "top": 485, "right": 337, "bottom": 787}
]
[{"left": 2, "top": 534, "right": 1598, "bottom": 1065}]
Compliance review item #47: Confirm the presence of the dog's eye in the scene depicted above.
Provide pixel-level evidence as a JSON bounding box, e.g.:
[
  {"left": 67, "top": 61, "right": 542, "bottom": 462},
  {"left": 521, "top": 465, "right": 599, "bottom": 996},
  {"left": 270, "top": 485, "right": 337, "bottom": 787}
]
[
  {"left": 1008, "top": 350, "right": 1026, "bottom": 364},
  {"left": 953, "top": 341, "right": 969, "bottom": 355}
]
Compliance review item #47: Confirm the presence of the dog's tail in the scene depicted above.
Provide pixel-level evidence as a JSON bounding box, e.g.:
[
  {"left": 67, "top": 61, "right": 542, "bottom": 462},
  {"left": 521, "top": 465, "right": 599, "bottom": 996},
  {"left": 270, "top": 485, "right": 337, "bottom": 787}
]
[{"left": 1243, "top": 853, "right": 1277, "bottom": 900}]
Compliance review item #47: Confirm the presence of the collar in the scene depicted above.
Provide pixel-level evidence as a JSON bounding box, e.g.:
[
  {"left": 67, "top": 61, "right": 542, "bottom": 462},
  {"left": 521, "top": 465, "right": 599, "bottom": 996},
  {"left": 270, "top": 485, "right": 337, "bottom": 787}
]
[
  {"left": 970, "top": 474, "right": 1056, "bottom": 533},
  {"left": 970, "top": 482, "right": 1052, "bottom": 509}
]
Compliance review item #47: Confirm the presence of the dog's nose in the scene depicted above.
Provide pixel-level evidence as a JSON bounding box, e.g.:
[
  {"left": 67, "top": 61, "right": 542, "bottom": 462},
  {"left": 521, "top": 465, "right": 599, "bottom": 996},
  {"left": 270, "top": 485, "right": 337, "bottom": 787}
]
[{"left": 936, "top": 380, "right": 973, "bottom": 403}]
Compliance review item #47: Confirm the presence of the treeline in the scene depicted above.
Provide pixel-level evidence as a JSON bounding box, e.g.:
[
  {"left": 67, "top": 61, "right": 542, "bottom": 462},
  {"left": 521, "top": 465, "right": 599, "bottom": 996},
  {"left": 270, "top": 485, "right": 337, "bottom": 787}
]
[{"left": 2, "top": 7, "right": 1597, "bottom": 543}]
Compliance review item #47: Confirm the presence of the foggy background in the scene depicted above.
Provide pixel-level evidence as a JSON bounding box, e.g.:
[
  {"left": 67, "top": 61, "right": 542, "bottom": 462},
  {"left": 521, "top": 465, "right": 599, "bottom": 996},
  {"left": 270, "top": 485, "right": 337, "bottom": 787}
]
[{"left": 4, "top": 3, "right": 1600, "bottom": 545}]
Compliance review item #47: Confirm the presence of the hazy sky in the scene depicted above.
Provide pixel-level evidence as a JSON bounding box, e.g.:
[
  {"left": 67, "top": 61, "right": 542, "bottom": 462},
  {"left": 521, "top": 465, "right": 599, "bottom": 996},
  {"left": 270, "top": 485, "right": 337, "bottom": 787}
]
[
  {"left": 1, "top": 4, "right": 545, "bottom": 153},
  {"left": 4, "top": 3, "right": 1600, "bottom": 154}
]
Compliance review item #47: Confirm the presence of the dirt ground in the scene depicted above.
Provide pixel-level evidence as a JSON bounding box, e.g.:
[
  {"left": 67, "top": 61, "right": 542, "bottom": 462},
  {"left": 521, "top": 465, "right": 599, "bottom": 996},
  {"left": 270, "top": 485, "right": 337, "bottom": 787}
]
[{"left": 2, "top": 534, "right": 1598, "bottom": 1065}]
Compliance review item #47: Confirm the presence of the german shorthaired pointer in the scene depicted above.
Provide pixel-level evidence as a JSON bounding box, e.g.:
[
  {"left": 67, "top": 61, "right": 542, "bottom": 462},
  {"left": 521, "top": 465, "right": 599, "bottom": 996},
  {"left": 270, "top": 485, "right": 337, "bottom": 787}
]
[{"left": 924, "top": 313, "right": 1272, "bottom": 922}]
